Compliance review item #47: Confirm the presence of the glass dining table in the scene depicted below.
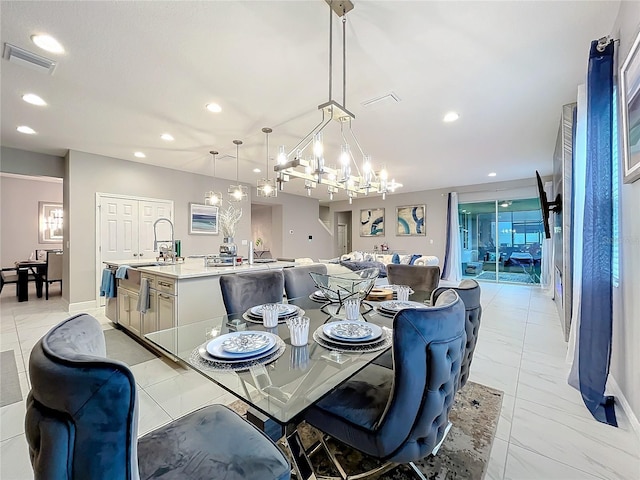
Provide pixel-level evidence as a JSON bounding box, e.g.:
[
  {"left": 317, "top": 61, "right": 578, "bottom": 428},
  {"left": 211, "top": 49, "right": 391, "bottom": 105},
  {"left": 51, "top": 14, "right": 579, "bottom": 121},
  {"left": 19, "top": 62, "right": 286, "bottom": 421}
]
[{"left": 144, "top": 294, "right": 417, "bottom": 479}]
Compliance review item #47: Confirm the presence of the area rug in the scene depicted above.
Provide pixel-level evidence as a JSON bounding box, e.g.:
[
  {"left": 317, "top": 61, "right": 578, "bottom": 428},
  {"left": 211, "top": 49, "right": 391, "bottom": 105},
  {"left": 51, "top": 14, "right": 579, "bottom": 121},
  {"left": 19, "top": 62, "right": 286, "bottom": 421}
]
[
  {"left": 230, "top": 380, "right": 503, "bottom": 479},
  {"left": 476, "top": 271, "right": 535, "bottom": 284},
  {"left": 0, "top": 350, "right": 22, "bottom": 407},
  {"left": 104, "top": 329, "right": 158, "bottom": 366}
]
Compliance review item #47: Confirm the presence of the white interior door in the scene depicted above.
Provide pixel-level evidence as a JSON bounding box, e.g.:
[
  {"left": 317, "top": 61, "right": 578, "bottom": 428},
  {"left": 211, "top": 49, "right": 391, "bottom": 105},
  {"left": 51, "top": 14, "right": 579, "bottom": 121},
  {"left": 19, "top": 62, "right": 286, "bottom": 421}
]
[
  {"left": 138, "top": 201, "right": 173, "bottom": 258},
  {"left": 338, "top": 224, "right": 348, "bottom": 255},
  {"left": 100, "top": 197, "right": 139, "bottom": 263}
]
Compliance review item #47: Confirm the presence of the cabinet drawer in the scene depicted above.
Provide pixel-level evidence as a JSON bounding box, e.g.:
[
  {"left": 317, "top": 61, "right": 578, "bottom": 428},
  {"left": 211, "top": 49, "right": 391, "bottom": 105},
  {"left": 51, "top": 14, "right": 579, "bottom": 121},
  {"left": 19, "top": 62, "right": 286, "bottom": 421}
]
[
  {"left": 155, "top": 277, "right": 176, "bottom": 295},
  {"left": 141, "top": 273, "right": 156, "bottom": 289}
]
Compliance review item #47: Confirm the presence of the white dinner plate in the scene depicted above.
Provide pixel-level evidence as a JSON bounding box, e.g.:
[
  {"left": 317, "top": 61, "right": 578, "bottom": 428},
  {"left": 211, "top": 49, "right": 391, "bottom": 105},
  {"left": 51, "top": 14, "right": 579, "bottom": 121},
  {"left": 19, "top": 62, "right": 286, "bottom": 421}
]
[
  {"left": 250, "top": 303, "right": 298, "bottom": 317},
  {"left": 378, "top": 300, "right": 425, "bottom": 312},
  {"left": 198, "top": 343, "right": 279, "bottom": 364},
  {"left": 206, "top": 332, "right": 277, "bottom": 359},
  {"left": 322, "top": 321, "right": 382, "bottom": 342}
]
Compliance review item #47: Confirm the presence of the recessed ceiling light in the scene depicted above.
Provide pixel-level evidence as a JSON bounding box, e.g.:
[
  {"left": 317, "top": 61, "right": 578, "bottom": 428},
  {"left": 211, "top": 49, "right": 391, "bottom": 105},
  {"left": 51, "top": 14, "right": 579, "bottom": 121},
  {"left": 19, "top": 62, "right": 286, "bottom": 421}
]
[
  {"left": 22, "top": 93, "right": 47, "bottom": 106},
  {"left": 17, "top": 125, "right": 36, "bottom": 134},
  {"left": 488, "top": 172, "right": 497, "bottom": 177},
  {"left": 31, "top": 34, "right": 65, "bottom": 54},
  {"left": 443, "top": 111, "right": 459, "bottom": 123},
  {"left": 134, "top": 151, "right": 146, "bottom": 158},
  {"left": 206, "top": 103, "right": 222, "bottom": 113},
  {"left": 253, "top": 168, "right": 261, "bottom": 173},
  {"left": 160, "top": 133, "right": 174, "bottom": 141}
]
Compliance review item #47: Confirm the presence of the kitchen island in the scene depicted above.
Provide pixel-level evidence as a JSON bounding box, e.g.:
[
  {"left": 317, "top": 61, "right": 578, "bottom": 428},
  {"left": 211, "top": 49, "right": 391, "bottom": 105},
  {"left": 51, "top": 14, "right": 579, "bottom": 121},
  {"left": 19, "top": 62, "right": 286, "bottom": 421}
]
[{"left": 104, "top": 258, "right": 297, "bottom": 350}]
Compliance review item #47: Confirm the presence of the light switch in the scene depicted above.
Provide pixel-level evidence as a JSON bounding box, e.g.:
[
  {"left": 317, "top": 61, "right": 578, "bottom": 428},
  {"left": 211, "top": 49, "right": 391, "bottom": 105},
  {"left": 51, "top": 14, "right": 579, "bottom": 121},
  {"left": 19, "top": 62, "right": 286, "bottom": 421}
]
[
  {"left": 429, "top": 239, "right": 434, "bottom": 244},
  {"left": 241, "top": 239, "right": 248, "bottom": 245}
]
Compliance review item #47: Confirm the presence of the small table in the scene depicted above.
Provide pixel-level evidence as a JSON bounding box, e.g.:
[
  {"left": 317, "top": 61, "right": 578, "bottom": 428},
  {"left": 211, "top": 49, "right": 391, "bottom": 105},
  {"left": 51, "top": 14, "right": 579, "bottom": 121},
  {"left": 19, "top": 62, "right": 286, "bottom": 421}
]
[
  {"left": 15, "top": 260, "right": 46, "bottom": 301},
  {"left": 145, "top": 296, "right": 395, "bottom": 479}
]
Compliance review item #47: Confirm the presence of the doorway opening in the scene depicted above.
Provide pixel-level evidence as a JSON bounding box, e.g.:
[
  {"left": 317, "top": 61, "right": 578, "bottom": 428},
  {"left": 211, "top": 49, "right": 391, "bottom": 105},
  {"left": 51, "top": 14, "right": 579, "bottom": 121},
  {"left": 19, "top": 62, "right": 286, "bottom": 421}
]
[{"left": 459, "top": 198, "right": 543, "bottom": 284}]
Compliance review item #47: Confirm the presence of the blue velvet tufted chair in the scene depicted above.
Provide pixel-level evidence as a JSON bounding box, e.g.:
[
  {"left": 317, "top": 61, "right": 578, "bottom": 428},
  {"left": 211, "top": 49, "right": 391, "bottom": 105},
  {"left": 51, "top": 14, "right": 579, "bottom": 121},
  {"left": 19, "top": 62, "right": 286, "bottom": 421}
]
[
  {"left": 303, "top": 290, "right": 466, "bottom": 478},
  {"left": 431, "top": 279, "right": 482, "bottom": 389},
  {"left": 220, "top": 269, "right": 284, "bottom": 315},
  {"left": 283, "top": 264, "right": 327, "bottom": 299},
  {"left": 24, "top": 313, "right": 291, "bottom": 480}
]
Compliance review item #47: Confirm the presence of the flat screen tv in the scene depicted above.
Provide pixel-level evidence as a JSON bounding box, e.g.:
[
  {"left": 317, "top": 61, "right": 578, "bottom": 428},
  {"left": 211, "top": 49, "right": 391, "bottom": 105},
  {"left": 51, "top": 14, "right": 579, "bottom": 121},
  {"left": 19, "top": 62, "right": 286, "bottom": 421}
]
[{"left": 536, "top": 170, "right": 562, "bottom": 239}]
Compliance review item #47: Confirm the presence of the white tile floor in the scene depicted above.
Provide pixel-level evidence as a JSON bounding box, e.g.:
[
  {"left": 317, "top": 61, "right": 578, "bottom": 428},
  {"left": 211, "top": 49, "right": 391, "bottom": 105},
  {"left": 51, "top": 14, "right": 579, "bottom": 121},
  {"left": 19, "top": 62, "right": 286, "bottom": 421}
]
[{"left": 1, "top": 282, "right": 639, "bottom": 479}]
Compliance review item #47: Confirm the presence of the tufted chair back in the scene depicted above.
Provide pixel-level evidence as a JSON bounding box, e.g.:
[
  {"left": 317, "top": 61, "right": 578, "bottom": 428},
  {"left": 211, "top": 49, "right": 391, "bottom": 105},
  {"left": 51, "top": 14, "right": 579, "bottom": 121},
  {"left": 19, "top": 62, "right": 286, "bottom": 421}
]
[
  {"left": 220, "top": 270, "right": 284, "bottom": 315},
  {"left": 375, "top": 290, "right": 466, "bottom": 462},
  {"left": 387, "top": 264, "right": 441, "bottom": 300},
  {"left": 25, "top": 314, "right": 140, "bottom": 480},
  {"left": 431, "top": 279, "right": 482, "bottom": 388},
  {"left": 283, "top": 264, "right": 327, "bottom": 299}
]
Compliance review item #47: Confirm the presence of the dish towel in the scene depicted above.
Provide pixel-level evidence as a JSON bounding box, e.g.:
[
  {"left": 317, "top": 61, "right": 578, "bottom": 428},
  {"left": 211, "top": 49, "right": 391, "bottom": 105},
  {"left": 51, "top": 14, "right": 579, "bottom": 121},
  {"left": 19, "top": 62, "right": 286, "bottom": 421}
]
[
  {"left": 137, "top": 278, "right": 150, "bottom": 313},
  {"left": 115, "top": 265, "right": 131, "bottom": 279},
  {"left": 100, "top": 269, "right": 116, "bottom": 298}
]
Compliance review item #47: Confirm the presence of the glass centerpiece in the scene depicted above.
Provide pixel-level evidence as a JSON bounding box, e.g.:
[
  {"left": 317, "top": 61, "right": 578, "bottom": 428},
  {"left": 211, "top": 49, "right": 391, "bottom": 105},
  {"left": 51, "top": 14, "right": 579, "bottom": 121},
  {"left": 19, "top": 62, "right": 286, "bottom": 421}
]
[{"left": 309, "top": 267, "right": 379, "bottom": 317}]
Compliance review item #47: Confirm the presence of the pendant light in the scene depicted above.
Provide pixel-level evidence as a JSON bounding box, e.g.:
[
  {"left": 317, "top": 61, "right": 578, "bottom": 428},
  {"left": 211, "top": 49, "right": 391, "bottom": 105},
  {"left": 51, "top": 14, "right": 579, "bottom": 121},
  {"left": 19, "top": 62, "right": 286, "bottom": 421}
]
[
  {"left": 204, "top": 150, "right": 222, "bottom": 206},
  {"left": 257, "top": 127, "right": 277, "bottom": 197},
  {"left": 228, "top": 140, "right": 248, "bottom": 202}
]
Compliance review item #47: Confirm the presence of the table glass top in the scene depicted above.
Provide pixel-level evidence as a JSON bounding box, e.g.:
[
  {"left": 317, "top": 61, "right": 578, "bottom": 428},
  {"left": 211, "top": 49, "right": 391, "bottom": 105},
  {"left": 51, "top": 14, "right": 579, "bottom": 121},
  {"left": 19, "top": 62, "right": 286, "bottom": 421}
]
[{"left": 144, "top": 295, "right": 418, "bottom": 424}]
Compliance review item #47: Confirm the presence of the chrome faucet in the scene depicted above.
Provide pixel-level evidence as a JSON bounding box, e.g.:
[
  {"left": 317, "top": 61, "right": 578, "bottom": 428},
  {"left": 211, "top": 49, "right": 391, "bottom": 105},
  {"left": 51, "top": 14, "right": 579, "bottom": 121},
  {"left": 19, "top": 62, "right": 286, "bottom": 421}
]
[{"left": 153, "top": 218, "right": 176, "bottom": 263}]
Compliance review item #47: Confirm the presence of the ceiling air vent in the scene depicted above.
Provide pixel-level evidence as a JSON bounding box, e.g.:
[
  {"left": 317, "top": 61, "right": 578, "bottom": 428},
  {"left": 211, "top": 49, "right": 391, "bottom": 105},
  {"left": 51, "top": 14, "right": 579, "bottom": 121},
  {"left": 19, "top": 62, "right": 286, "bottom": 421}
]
[
  {"left": 361, "top": 92, "right": 401, "bottom": 109},
  {"left": 3, "top": 43, "right": 57, "bottom": 75}
]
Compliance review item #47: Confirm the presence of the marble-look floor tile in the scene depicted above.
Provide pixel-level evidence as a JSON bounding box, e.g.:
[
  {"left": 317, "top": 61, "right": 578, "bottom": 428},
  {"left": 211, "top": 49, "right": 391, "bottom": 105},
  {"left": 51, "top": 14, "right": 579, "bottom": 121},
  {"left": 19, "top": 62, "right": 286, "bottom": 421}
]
[
  {"left": 0, "top": 434, "right": 33, "bottom": 480},
  {"left": 0, "top": 330, "right": 19, "bottom": 349},
  {"left": 130, "top": 357, "right": 183, "bottom": 388},
  {"left": 522, "top": 322, "right": 567, "bottom": 357},
  {"left": 474, "top": 330, "right": 523, "bottom": 368},
  {"left": 136, "top": 388, "right": 172, "bottom": 436},
  {"left": 486, "top": 437, "right": 508, "bottom": 480},
  {"left": 528, "top": 296, "right": 559, "bottom": 316},
  {"left": 495, "top": 393, "right": 515, "bottom": 442},
  {"left": 469, "top": 356, "right": 520, "bottom": 396},
  {"left": 0, "top": 400, "right": 26, "bottom": 441},
  {"left": 504, "top": 444, "right": 603, "bottom": 480},
  {"left": 510, "top": 398, "right": 640, "bottom": 479},
  {"left": 143, "top": 371, "right": 229, "bottom": 419}
]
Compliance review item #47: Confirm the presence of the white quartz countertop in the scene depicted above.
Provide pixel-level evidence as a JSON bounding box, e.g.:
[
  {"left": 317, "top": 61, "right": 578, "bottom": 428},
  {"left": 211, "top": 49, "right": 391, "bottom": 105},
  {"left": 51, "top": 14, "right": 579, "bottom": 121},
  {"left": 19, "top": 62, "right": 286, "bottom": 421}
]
[{"left": 104, "top": 258, "right": 296, "bottom": 279}]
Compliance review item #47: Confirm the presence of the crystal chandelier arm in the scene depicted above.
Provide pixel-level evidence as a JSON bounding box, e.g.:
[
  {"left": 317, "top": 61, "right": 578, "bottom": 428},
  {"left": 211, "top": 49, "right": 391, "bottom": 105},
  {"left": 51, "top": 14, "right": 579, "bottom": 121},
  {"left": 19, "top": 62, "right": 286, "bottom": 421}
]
[
  {"left": 339, "top": 122, "right": 362, "bottom": 178},
  {"left": 285, "top": 109, "right": 330, "bottom": 161}
]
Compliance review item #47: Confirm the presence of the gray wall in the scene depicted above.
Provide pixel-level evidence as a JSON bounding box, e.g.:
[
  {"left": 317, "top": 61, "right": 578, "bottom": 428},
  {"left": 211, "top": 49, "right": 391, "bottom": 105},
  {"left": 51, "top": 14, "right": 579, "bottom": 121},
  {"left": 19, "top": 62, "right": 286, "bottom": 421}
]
[
  {"left": 610, "top": 2, "right": 640, "bottom": 425},
  {"left": 0, "top": 174, "right": 63, "bottom": 266},
  {"left": 251, "top": 204, "right": 273, "bottom": 251},
  {"left": 0, "top": 147, "right": 64, "bottom": 178}
]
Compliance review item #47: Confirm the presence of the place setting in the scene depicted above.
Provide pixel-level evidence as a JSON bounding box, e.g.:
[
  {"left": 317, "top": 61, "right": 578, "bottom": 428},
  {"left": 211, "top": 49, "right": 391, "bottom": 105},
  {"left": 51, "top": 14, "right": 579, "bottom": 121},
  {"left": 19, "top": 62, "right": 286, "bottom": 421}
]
[
  {"left": 375, "top": 284, "right": 414, "bottom": 301},
  {"left": 312, "top": 319, "right": 391, "bottom": 353},
  {"left": 375, "top": 299, "right": 427, "bottom": 318},
  {"left": 309, "top": 289, "right": 328, "bottom": 303},
  {"left": 242, "top": 302, "right": 304, "bottom": 325},
  {"left": 190, "top": 330, "right": 286, "bottom": 372}
]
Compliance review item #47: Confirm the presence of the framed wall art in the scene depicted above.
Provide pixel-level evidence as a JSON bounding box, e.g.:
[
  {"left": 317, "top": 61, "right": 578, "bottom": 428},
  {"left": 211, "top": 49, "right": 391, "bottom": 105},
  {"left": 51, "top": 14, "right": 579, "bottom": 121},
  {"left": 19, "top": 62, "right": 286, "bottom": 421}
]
[
  {"left": 360, "top": 208, "right": 385, "bottom": 237},
  {"left": 189, "top": 203, "right": 218, "bottom": 235},
  {"left": 39, "top": 202, "right": 63, "bottom": 243},
  {"left": 621, "top": 29, "right": 640, "bottom": 183},
  {"left": 396, "top": 205, "right": 426, "bottom": 236}
]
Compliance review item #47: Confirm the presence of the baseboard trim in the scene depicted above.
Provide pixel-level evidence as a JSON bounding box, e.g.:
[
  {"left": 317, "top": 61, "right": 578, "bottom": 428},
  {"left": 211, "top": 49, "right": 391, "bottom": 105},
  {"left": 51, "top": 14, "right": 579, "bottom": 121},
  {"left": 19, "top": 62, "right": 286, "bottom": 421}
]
[
  {"left": 608, "top": 375, "right": 640, "bottom": 440},
  {"left": 68, "top": 300, "right": 97, "bottom": 313}
]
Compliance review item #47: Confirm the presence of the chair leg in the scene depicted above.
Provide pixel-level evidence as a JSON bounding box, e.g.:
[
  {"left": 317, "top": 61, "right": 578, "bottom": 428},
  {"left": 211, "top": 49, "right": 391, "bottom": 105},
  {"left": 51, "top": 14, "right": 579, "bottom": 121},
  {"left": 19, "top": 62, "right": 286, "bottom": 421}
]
[{"left": 46, "top": 281, "right": 49, "bottom": 300}]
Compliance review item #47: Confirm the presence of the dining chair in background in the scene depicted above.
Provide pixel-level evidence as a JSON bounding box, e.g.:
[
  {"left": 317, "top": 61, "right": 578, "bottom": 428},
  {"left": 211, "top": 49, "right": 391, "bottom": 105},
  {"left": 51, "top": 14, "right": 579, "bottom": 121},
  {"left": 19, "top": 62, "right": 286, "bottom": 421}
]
[
  {"left": 44, "top": 250, "right": 63, "bottom": 300},
  {"left": 283, "top": 264, "right": 327, "bottom": 299},
  {"left": 219, "top": 269, "right": 285, "bottom": 315},
  {"left": 25, "top": 313, "right": 291, "bottom": 480},
  {"left": 386, "top": 264, "right": 441, "bottom": 302},
  {"left": 302, "top": 290, "right": 466, "bottom": 479},
  {"left": 431, "top": 279, "right": 482, "bottom": 389}
]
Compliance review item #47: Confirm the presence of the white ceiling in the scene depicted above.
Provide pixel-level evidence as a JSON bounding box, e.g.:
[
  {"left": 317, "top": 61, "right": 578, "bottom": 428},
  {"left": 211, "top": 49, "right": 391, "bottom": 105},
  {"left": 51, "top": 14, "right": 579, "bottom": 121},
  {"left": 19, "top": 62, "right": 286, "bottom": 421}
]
[{"left": 0, "top": 1, "right": 619, "bottom": 202}]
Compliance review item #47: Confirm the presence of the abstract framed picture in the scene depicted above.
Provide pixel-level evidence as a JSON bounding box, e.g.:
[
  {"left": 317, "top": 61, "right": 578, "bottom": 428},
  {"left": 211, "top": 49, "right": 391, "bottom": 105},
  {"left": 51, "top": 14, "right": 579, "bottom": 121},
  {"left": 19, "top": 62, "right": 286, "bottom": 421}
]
[
  {"left": 396, "top": 205, "right": 426, "bottom": 236},
  {"left": 360, "top": 208, "right": 385, "bottom": 237},
  {"left": 39, "top": 202, "right": 63, "bottom": 243},
  {"left": 189, "top": 203, "right": 218, "bottom": 235},
  {"left": 621, "top": 29, "right": 640, "bottom": 183}
]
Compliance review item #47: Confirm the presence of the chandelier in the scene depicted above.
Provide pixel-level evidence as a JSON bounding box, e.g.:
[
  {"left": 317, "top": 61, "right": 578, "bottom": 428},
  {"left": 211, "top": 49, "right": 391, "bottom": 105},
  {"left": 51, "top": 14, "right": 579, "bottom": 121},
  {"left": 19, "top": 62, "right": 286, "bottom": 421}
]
[
  {"left": 204, "top": 150, "right": 222, "bottom": 206},
  {"left": 273, "top": 0, "right": 401, "bottom": 203},
  {"left": 257, "top": 127, "right": 277, "bottom": 197},
  {"left": 228, "top": 139, "right": 248, "bottom": 202}
]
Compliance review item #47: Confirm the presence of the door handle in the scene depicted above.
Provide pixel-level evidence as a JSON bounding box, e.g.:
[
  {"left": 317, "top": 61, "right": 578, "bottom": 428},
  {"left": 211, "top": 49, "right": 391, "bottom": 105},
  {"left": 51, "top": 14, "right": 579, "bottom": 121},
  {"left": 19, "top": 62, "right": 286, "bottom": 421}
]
[{"left": 139, "top": 253, "right": 144, "bottom": 256}]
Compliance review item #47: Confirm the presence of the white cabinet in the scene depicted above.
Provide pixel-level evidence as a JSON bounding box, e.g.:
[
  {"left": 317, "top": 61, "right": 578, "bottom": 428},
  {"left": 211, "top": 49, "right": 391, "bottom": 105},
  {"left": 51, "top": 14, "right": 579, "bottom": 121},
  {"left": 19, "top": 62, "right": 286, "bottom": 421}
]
[
  {"left": 157, "top": 292, "right": 176, "bottom": 332},
  {"left": 117, "top": 286, "right": 141, "bottom": 336}
]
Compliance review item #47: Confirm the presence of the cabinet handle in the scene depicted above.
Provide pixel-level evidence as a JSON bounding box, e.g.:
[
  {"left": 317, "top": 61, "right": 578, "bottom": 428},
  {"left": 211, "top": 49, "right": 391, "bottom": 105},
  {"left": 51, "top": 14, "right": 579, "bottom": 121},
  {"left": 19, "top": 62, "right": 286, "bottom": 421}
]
[
  {"left": 133, "top": 253, "right": 138, "bottom": 257},
  {"left": 139, "top": 253, "right": 144, "bottom": 256},
  {"left": 159, "top": 293, "right": 172, "bottom": 300},
  {"left": 158, "top": 281, "right": 172, "bottom": 288}
]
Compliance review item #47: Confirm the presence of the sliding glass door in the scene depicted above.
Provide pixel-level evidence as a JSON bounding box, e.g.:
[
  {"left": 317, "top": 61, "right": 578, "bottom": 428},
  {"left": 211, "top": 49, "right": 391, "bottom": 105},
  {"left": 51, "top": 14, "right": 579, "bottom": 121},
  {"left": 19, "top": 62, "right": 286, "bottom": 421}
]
[{"left": 459, "top": 199, "right": 543, "bottom": 284}]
